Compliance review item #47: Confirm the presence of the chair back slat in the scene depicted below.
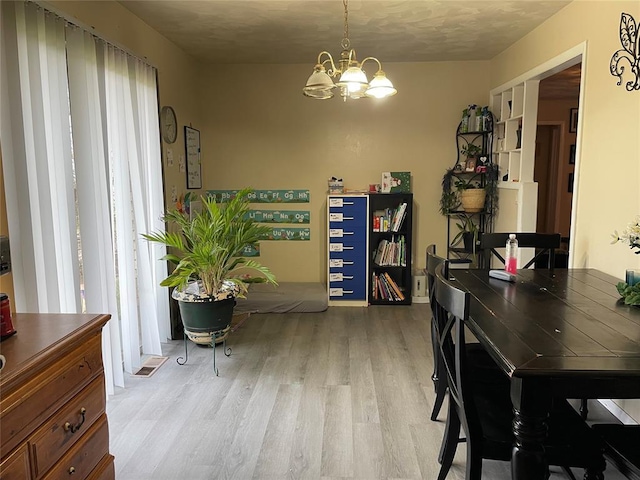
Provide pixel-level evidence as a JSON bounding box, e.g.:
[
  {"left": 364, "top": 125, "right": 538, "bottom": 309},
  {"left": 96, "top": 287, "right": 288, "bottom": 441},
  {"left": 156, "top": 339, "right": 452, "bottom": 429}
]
[
  {"left": 479, "top": 232, "right": 561, "bottom": 269},
  {"left": 426, "top": 247, "right": 448, "bottom": 309},
  {"left": 433, "top": 264, "right": 482, "bottom": 441}
]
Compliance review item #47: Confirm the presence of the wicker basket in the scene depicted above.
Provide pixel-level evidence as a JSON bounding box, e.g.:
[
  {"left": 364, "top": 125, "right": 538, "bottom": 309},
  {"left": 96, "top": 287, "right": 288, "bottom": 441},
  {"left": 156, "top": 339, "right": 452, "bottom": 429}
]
[{"left": 460, "top": 189, "right": 486, "bottom": 213}]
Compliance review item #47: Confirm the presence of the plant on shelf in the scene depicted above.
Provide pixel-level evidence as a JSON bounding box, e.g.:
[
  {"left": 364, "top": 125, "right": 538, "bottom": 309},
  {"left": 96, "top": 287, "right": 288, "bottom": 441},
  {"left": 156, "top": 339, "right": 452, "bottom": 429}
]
[
  {"left": 461, "top": 143, "right": 483, "bottom": 158},
  {"left": 451, "top": 215, "right": 480, "bottom": 256},
  {"left": 143, "top": 187, "right": 277, "bottom": 346},
  {"left": 440, "top": 164, "right": 499, "bottom": 215}
]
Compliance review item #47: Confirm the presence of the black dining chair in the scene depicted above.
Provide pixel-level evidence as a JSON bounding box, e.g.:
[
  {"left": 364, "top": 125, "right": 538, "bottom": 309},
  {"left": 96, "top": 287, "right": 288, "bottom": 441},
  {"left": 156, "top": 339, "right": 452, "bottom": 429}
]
[
  {"left": 432, "top": 263, "right": 606, "bottom": 480},
  {"left": 479, "top": 232, "right": 561, "bottom": 269},
  {"left": 426, "top": 248, "right": 503, "bottom": 424},
  {"left": 592, "top": 424, "right": 640, "bottom": 480}
]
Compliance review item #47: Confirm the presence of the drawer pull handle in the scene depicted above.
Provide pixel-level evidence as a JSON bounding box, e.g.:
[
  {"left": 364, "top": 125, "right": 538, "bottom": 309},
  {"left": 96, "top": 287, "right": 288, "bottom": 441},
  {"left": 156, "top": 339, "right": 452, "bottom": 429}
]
[
  {"left": 68, "top": 466, "right": 76, "bottom": 475},
  {"left": 64, "top": 407, "right": 86, "bottom": 433}
]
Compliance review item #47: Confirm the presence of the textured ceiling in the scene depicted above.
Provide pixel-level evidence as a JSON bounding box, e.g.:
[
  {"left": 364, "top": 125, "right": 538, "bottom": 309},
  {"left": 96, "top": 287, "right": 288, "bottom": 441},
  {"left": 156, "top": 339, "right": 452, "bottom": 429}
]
[{"left": 119, "top": 0, "right": 571, "bottom": 64}]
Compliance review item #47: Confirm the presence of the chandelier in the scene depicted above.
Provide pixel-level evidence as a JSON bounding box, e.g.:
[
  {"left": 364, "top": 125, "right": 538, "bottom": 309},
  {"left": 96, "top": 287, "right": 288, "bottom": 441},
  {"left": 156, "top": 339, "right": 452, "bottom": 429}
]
[{"left": 302, "top": 0, "right": 397, "bottom": 101}]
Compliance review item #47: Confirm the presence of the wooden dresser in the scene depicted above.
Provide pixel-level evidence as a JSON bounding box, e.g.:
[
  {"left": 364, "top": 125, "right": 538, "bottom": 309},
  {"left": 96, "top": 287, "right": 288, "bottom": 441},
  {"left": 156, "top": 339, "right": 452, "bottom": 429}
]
[{"left": 0, "top": 313, "right": 114, "bottom": 480}]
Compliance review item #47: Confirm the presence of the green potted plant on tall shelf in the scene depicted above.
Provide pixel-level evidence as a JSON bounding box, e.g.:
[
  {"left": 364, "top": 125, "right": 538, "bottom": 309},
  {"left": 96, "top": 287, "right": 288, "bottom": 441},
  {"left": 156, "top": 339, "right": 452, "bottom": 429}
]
[
  {"left": 461, "top": 143, "right": 483, "bottom": 171},
  {"left": 455, "top": 176, "right": 486, "bottom": 213},
  {"left": 143, "top": 187, "right": 277, "bottom": 346}
]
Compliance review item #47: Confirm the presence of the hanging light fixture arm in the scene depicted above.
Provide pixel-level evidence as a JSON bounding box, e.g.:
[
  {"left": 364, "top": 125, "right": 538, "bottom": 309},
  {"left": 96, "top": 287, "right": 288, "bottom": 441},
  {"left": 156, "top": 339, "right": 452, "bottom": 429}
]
[{"left": 360, "top": 56, "right": 384, "bottom": 74}]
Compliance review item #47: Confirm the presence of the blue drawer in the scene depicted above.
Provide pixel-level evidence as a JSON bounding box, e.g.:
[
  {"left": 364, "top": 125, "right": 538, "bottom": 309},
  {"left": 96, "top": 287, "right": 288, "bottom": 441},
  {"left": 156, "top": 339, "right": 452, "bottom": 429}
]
[
  {"left": 328, "top": 196, "right": 367, "bottom": 227},
  {"left": 328, "top": 224, "right": 367, "bottom": 243}
]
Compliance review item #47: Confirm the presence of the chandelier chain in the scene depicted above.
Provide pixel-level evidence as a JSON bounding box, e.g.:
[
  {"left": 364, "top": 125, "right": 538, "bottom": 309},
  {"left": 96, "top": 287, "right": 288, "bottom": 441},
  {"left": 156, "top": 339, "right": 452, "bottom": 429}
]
[{"left": 343, "top": 0, "right": 349, "bottom": 45}]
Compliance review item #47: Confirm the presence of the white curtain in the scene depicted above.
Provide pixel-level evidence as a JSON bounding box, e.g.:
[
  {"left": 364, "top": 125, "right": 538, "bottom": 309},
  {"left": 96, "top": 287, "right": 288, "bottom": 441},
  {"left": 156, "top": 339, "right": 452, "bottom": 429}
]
[
  {"left": 65, "top": 27, "right": 125, "bottom": 394},
  {"left": 1, "top": 2, "right": 169, "bottom": 394},
  {"left": 1, "top": 1, "right": 81, "bottom": 313}
]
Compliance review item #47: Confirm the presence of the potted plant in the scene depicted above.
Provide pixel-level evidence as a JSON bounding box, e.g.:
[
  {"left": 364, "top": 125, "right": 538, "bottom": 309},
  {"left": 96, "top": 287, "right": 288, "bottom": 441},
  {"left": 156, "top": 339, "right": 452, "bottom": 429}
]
[
  {"left": 451, "top": 216, "right": 480, "bottom": 254},
  {"left": 143, "top": 187, "right": 277, "bottom": 346},
  {"left": 455, "top": 177, "right": 486, "bottom": 213},
  {"left": 461, "top": 143, "right": 483, "bottom": 170}
]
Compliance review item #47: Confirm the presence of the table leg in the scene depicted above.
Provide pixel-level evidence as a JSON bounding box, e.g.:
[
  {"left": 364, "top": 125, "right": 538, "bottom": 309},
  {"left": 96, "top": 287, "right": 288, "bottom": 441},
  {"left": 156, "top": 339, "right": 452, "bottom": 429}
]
[
  {"left": 511, "top": 408, "right": 549, "bottom": 480},
  {"left": 510, "top": 377, "right": 550, "bottom": 480}
]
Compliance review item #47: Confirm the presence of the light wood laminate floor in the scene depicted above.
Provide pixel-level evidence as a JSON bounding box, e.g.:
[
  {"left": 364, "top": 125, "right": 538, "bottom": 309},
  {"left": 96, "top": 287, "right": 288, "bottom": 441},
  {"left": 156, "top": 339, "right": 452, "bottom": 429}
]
[{"left": 107, "top": 305, "right": 628, "bottom": 479}]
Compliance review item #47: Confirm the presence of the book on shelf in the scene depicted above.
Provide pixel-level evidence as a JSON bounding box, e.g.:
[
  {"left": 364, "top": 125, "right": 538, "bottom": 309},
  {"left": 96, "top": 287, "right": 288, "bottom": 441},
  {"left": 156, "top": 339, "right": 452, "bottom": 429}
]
[
  {"left": 372, "top": 203, "right": 408, "bottom": 233},
  {"left": 373, "top": 235, "right": 407, "bottom": 267},
  {"left": 383, "top": 272, "right": 405, "bottom": 300},
  {"left": 372, "top": 272, "right": 404, "bottom": 301}
]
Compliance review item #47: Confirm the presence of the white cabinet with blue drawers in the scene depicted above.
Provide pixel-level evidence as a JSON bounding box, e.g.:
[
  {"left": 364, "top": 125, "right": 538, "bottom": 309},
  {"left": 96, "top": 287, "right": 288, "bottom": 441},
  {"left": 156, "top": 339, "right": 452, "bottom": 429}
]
[{"left": 327, "top": 195, "right": 368, "bottom": 306}]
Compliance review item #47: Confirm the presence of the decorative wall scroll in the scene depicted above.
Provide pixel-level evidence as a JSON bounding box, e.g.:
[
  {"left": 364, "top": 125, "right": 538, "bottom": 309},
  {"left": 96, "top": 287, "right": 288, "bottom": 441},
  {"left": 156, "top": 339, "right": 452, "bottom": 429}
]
[
  {"left": 246, "top": 210, "right": 310, "bottom": 224},
  {"left": 610, "top": 12, "right": 640, "bottom": 91},
  {"left": 184, "top": 126, "right": 201, "bottom": 189},
  {"left": 207, "top": 189, "right": 310, "bottom": 203},
  {"left": 260, "top": 228, "right": 310, "bottom": 241}
]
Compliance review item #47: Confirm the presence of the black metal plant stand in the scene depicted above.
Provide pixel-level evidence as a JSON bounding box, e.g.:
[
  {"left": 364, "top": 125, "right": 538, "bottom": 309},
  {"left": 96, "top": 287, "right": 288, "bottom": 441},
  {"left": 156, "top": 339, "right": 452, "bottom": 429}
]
[{"left": 176, "top": 326, "right": 232, "bottom": 376}]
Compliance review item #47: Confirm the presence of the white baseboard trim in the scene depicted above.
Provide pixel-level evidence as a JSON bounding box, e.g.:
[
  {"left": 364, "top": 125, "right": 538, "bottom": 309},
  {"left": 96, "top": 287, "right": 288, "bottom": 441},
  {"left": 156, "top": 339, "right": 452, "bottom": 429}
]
[
  {"left": 598, "top": 399, "right": 639, "bottom": 425},
  {"left": 412, "top": 296, "right": 429, "bottom": 304}
]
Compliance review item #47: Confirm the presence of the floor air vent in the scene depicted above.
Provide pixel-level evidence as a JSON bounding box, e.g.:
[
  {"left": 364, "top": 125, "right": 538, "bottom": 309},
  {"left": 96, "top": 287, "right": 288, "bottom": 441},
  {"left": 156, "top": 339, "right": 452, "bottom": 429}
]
[{"left": 131, "top": 356, "right": 168, "bottom": 377}]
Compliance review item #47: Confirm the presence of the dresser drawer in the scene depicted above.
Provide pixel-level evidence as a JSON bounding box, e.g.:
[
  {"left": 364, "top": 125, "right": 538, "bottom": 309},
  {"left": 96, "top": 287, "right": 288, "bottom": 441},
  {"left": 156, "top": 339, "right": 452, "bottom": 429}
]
[
  {"left": 30, "top": 377, "right": 106, "bottom": 478},
  {"left": 87, "top": 454, "right": 115, "bottom": 480},
  {"left": 1, "top": 335, "right": 104, "bottom": 458},
  {"left": 0, "top": 443, "right": 32, "bottom": 480},
  {"left": 41, "top": 414, "right": 109, "bottom": 480}
]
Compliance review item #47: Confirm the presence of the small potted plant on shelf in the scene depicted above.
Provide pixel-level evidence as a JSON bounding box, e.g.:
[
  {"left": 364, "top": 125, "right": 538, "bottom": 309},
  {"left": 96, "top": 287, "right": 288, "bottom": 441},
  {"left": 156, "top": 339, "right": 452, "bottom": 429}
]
[
  {"left": 452, "top": 216, "right": 480, "bottom": 255},
  {"left": 461, "top": 143, "right": 483, "bottom": 172},
  {"left": 455, "top": 177, "right": 486, "bottom": 213},
  {"left": 143, "top": 187, "right": 277, "bottom": 346}
]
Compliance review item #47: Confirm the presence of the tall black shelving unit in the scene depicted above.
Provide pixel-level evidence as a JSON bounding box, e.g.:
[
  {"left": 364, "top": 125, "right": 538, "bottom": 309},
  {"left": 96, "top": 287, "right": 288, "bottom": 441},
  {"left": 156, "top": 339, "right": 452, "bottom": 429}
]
[
  {"left": 368, "top": 193, "right": 413, "bottom": 305},
  {"left": 444, "top": 115, "right": 497, "bottom": 268}
]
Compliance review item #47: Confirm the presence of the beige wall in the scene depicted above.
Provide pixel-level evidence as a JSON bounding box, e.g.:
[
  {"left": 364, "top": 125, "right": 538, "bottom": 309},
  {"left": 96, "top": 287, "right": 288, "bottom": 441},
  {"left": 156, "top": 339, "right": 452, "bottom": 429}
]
[
  {"left": 197, "top": 61, "right": 491, "bottom": 281},
  {"left": 491, "top": 0, "right": 640, "bottom": 421},
  {"left": 491, "top": 0, "right": 640, "bottom": 274}
]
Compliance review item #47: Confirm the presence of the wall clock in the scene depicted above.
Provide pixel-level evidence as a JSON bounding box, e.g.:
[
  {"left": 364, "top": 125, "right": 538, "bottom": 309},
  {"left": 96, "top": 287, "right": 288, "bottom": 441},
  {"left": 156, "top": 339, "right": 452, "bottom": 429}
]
[{"left": 160, "top": 105, "right": 177, "bottom": 144}]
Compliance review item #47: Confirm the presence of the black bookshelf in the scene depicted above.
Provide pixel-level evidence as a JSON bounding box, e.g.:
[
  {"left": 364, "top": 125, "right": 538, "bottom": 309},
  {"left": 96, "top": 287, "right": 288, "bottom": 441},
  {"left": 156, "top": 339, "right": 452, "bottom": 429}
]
[{"left": 368, "top": 193, "right": 413, "bottom": 305}]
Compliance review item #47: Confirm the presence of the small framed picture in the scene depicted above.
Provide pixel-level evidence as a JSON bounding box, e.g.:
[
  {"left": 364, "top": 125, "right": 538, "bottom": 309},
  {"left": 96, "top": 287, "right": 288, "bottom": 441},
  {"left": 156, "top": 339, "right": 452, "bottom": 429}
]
[
  {"left": 569, "top": 144, "right": 576, "bottom": 164},
  {"left": 568, "top": 172, "right": 574, "bottom": 193},
  {"left": 465, "top": 157, "right": 476, "bottom": 172},
  {"left": 569, "top": 108, "right": 578, "bottom": 133}
]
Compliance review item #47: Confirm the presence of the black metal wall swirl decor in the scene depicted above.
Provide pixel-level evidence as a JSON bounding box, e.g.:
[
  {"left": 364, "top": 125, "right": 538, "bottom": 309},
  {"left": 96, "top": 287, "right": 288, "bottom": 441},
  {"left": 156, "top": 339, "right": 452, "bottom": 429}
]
[{"left": 610, "top": 12, "right": 640, "bottom": 91}]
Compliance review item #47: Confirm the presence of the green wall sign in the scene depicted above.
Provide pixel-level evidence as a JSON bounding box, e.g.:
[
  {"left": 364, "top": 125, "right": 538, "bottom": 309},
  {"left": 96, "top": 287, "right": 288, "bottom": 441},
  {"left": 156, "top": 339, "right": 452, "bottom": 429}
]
[
  {"left": 241, "top": 244, "right": 261, "bottom": 257},
  {"left": 246, "top": 210, "right": 310, "bottom": 224},
  {"left": 207, "top": 189, "right": 310, "bottom": 203},
  {"left": 261, "top": 227, "right": 310, "bottom": 241}
]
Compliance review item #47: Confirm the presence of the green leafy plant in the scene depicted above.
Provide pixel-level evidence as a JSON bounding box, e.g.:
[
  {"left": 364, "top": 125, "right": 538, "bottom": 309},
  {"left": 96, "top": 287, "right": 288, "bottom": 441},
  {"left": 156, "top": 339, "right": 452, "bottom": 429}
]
[
  {"left": 455, "top": 177, "right": 481, "bottom": 191},
  {"left": 461, "top": 143, "right": 483, "bottom": 157},
  {"left": 616, "top": 282, "right": 640, "bottom": 306},
  {"left": 143, "top": 187, "right": 277, "bottom": 298},
  {"left": 451, "top": 216, "right": 479, "bottom": 252}
]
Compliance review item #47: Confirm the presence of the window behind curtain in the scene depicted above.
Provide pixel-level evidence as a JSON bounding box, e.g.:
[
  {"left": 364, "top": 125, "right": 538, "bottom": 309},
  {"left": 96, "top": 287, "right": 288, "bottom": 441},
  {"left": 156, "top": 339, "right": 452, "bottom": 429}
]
[{"left": 1, "top": 1, "right": 169, "bottom": 394}]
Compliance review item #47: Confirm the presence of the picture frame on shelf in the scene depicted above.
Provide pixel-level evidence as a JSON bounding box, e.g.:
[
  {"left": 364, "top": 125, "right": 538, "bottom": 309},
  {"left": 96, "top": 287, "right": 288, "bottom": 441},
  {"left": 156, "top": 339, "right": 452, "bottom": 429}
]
[
  {"left": 569, "top": 144, "right": 576, "bottom": 164},
  {"left": 569, "top": 108, "right": 578, "bottom": 133}
]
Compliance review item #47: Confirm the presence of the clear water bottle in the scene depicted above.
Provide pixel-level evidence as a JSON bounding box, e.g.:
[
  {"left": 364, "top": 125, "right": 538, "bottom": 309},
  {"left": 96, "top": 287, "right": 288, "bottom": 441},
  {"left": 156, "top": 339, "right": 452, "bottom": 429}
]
[{"left": 505, "top": 234, "right": 518, "bottom": 274}]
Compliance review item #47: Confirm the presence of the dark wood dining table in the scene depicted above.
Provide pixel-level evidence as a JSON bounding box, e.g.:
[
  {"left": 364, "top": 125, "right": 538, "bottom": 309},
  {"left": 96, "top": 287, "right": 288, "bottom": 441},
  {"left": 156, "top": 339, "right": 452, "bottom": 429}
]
[{"left": 451, "top": 268, "right": 640, "bottom": 480}]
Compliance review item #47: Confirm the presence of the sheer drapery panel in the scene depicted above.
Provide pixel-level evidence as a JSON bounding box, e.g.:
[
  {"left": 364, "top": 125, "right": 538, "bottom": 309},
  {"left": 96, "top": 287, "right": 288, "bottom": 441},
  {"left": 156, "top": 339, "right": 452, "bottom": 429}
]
[{"left": 1, "top": 1, "right": 169, "bottom": 394}]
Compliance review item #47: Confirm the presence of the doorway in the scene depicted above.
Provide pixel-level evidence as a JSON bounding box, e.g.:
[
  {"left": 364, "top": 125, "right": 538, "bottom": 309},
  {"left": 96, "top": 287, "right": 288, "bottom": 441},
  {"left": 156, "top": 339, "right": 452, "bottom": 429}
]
[{"left": 534, "top": 63, "right": 581, "bottom": 264}]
